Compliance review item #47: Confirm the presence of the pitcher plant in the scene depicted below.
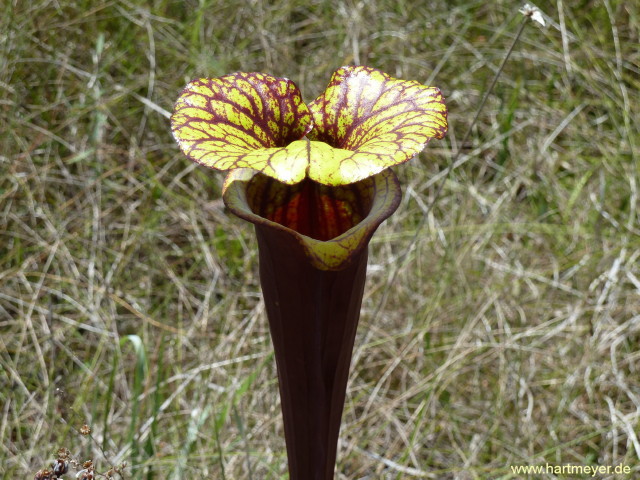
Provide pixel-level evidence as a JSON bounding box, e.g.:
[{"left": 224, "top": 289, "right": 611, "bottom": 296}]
[{"left": 171, "top": 65, "right": 447, "bottom": 479}]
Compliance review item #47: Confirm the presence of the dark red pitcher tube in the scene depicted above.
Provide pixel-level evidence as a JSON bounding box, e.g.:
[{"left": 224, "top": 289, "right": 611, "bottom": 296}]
[{"left": 256, "top": 224, "right": 368, "bottom": 479}]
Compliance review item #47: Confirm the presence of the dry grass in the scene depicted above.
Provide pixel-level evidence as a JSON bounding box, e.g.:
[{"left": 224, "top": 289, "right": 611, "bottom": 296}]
[{"left": 1, "top": 0, "right": 639, "bottom": 478}]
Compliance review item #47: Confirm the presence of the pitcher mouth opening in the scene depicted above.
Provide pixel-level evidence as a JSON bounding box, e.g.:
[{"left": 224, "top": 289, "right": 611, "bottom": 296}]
[
  {"left": 246, "top": 174, "right": 375, "bottom": 241},
  {"left": 222, "top": 167, "right": 401, "bottom": 271}
]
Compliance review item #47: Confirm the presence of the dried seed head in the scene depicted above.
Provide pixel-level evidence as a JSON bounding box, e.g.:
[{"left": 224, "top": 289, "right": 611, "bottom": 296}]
[
  {"left": 519, "top": 3, "right": 546, "bottom": 26},
  {"left": 34, "top": 469, "right": 53, "bottom": 480},
  {"left": 79, "top": 424, "right": 92, "bottom": 436},
  {"left": 56, "top": 447, "right": 71, "bottom": 460}
]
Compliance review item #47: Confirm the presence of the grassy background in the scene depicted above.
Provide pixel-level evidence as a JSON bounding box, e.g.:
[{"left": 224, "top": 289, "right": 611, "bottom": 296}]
[{"left": 1, "top": 0, "right": 639, "bottom": 478}]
